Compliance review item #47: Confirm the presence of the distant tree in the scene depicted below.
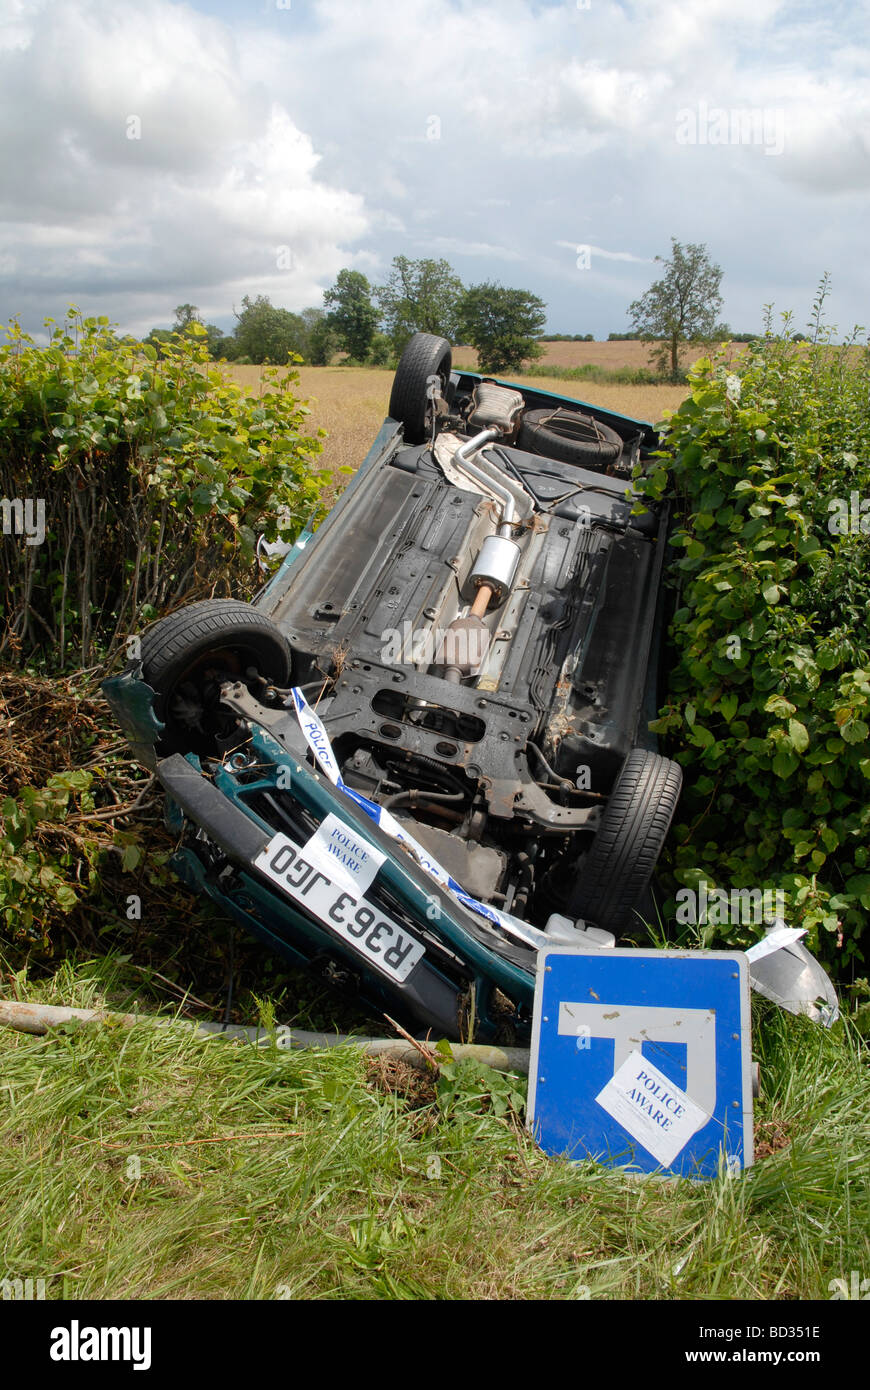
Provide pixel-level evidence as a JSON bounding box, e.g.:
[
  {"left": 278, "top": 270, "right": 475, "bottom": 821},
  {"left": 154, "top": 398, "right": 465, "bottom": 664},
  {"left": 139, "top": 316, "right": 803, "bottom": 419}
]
[
  {"left": 145, "top": 299, "right": 356, "bottom": 364},
  {"left": 306, "top": 313, "right": 339, "bottom": 366},
  {"left": 143, "top": 306, "right": 199, "bottom": 358},
  {"left": 173, "top": 303, "right": 200, "bottom": 331},
  {"left": 628, "top": 239, "right": 724, "bottom": 381},
  {"left": 233, "top": 295, "right": 308, "bottom": 365},
  {"left": 323, "top": 270, "right": 380, "bottom": 360},
  {"left": 300, "top": 307, "right": 322, "bottom": 334},
  {"left": 457, "top": 282, "right": 547, "bottom": 374},
  {"left": 202, "top": 323, "right": 226, "bottom": 358},
  {"left": 209, "top": 331, "right": 239, "bottom": 360},
  {"left": 296, "top": 307, "right": 323, "bottom": 360},
  {"left": 375, "top": 256, "right": 464, "bottom": 354},
  {"left": 144, "top": 306, "right": 227, "bottom": 360},
  {"left": 367, "top": 332, "right": 393, "bottom": 367}
]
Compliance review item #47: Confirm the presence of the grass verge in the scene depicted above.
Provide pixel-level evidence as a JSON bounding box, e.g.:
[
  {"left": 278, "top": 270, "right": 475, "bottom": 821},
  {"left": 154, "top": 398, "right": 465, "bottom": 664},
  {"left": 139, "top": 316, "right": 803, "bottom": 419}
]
[{"left": 1, "top": 956, "right": 867, "bottom": 1300}]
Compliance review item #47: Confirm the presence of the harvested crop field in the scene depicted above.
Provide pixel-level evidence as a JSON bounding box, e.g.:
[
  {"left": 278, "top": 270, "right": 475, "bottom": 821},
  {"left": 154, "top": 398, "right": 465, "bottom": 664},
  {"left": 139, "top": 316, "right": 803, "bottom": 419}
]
[
  {"left": 225, "top": 364, "right": 688, "bottom": 485},
  {"left": 453, "top": 339, "right": 744, "bottom": 372}
]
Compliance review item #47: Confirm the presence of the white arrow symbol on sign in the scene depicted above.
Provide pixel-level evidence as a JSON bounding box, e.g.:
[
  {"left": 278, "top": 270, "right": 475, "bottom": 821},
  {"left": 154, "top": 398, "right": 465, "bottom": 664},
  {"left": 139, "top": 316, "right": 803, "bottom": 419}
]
[{"left": 558, "top": 1002, "right": 718, "bottom": 1115}]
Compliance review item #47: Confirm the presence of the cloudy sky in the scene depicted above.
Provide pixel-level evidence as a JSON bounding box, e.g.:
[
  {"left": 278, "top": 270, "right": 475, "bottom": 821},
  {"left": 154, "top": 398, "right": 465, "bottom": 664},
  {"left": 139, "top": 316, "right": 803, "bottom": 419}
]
[{"left": 1, "top": 0, "right": 868, "bottom": 339}]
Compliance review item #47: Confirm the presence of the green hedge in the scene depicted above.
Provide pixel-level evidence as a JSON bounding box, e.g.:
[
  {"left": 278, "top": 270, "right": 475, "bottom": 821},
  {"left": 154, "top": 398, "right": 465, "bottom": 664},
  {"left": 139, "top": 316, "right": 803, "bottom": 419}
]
[
  {"left": 0, "top": 308, "right": 325, "bottom": 672},
  {"left": 641, "top": 322, "right": 870, "bottom": 965}
]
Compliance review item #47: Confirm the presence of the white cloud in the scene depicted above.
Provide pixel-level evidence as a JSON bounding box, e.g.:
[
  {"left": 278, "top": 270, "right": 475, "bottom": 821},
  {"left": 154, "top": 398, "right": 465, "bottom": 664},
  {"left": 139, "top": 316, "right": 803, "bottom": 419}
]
[
  {"left": 1, "top": 0, "right": 868, "bottom": 337},
  {"left": 0, "top": 0, "right": 371, "bottom": 331},
  {"left": 421, "top": 237, "right": 524, "bottom": 262},
  {"left": 555, "top": 242, "right": 653, "bottom": 264}
]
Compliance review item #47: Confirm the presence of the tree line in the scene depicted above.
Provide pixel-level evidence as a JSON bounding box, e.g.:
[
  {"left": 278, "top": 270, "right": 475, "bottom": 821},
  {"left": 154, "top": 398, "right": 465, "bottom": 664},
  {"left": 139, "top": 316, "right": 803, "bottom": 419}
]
[
  {"left": 145, "top": 241, "right": 751, "bottom": 381},
  {"left": 145, "top": 257, "right": 548, "bottom": 374}
]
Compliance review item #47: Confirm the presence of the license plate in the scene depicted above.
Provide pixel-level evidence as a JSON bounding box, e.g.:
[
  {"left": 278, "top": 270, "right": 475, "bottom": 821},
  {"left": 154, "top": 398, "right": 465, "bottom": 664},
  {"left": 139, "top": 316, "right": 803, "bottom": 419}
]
[{"left": 253, "top": 830, "right": 426, "bottom": 983}]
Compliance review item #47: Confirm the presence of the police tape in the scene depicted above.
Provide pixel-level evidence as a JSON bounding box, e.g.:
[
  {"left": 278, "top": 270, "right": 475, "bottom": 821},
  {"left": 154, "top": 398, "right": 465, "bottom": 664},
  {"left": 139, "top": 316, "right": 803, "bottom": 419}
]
[{"left": 288, "top": 686, "right": 551, "bottom": 951}]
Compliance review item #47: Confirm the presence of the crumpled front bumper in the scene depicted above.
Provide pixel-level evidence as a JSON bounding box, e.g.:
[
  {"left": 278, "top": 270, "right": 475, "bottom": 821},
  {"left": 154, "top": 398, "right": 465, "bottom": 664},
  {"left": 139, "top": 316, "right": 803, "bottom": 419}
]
[
  {"left": 102, "top": 666, "right": 842, "bottom": 1039},
  {"left": 104, "top": 661, "right": 538, "bottom": 1041}
]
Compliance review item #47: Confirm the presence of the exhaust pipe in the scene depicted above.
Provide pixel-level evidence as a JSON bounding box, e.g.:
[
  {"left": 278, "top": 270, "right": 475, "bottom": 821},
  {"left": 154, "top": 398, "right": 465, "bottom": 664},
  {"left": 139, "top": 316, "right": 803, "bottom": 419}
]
[
  {"left": 451, "top": 429, "right": 531, "bottom": 535},
  {"left": 438, "top": 429, "right": 533, "bottom": 682}
]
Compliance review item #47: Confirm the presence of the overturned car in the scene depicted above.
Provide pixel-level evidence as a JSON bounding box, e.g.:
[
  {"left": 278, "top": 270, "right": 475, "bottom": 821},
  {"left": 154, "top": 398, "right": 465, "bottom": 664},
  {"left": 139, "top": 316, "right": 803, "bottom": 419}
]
[{"left": 105, "top": 333, "right": 687, "bottom": 1041}]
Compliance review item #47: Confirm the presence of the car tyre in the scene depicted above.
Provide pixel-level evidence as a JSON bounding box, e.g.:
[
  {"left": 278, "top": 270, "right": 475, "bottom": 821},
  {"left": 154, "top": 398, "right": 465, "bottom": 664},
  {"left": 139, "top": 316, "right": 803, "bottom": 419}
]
[
  {"left": 140, "top": 599, "right": 292, "bottom": 755},
  {"left": 388, "top": 332, "right": 452, "bottom": 444},
  {"left": 518, "top": 406, "right": 623, "bottom": 468},
  {"left": 569, "top": 749, "right": 682, "bottom": 935}
]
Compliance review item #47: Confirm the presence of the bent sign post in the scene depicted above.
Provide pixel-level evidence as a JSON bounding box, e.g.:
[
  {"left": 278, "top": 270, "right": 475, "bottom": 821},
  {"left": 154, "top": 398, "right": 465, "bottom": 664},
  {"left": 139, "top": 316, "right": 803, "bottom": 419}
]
[{"left": 527, "top": 949, "right": 753, "bottom": 1177}]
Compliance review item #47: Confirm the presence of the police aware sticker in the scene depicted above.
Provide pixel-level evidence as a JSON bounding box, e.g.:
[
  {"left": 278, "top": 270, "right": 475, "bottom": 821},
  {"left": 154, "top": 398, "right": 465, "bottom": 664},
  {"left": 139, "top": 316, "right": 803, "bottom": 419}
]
[
  {"left": 594, "top": 1050, "right": 710, "bottom": 1169},
  {"left": 303, "top": 813, "right": 387, "bottom": 895}
]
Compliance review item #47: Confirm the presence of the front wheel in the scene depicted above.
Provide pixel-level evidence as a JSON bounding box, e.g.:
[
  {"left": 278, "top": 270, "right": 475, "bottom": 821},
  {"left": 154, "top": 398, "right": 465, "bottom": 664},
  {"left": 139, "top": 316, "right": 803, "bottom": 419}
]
[
  {"left": 140, "top": 599, "right": 292, "bottom": 755},
  {"left": 567, "top": 749, "right": 682, "bottom": 935}
]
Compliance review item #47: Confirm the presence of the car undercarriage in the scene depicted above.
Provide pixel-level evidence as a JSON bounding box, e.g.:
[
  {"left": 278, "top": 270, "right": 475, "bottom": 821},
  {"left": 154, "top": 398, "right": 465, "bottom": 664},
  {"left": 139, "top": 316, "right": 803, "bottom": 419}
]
[
  {"left": 104, "top": 333, "right": 692, "bottom": 1040},
  {"left": 261, "top": 366, "right": 677, "bottom": 935}
]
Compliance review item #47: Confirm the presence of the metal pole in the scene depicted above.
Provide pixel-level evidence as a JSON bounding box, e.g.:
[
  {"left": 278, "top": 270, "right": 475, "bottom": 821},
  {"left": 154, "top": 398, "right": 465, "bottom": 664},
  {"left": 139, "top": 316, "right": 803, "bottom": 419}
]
[{"left": 0, "top": 998, "right": 530, "bottom": 1075}]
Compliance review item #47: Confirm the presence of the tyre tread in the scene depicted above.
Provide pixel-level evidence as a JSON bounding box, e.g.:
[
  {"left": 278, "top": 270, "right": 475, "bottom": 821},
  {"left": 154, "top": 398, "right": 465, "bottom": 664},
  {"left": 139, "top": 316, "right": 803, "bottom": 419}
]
[
  {"left": 140, "top": 600, "right": 289, "bottom": 685},
  {"left": 571, "top": 749, "right": 682, "bottom": 932},
  {"left": 518, "top": 407, "right": 623, "bottom": 467},
  {"left": 388, "top": 332, "right": 452, "bottom": 444}
]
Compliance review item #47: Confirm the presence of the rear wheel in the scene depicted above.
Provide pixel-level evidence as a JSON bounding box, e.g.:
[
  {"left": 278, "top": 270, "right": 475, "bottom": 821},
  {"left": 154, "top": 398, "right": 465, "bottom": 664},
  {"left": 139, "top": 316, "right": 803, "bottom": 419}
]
[
  {"left": 140, "top": 599, "right": 292, "bottom": 755},
  {"left": 388, "top": 332, "right": 452, "bottom": 444},
  {"left": 568, "top": 749, "right": 682, "bottom": 935}
]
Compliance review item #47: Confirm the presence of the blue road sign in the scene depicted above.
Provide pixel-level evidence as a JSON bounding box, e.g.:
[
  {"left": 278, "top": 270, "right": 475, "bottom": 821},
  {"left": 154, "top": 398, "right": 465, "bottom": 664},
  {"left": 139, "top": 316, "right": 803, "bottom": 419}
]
[{"left": 527, "top": 949, "right": 753, "bottom": 1178}]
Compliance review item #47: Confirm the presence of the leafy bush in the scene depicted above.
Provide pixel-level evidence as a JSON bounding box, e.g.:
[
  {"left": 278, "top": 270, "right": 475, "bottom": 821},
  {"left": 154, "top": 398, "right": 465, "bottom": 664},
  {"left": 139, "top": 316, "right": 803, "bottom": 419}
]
[
  {"left": 0, "top": 308, "right": 325, "bottom": 672},
  {"left": 0, "top": 769, "right": 100, "bottom": 946},
  {"left": 640, "top": 300, "right": 870, "bottom": 965},
  {"left": 434, "top": 1042, "right": 526, "bottom": 1121},
  {"left": 366, "top": 333, "right": 394, "bottom": 368}
]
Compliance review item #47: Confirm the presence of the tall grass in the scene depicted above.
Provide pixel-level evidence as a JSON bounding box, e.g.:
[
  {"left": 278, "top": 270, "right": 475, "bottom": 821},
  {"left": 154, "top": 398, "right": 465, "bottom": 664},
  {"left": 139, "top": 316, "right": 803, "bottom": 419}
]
[{"left": 453, "top": 360, "right": 682, "bottom": 387}]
